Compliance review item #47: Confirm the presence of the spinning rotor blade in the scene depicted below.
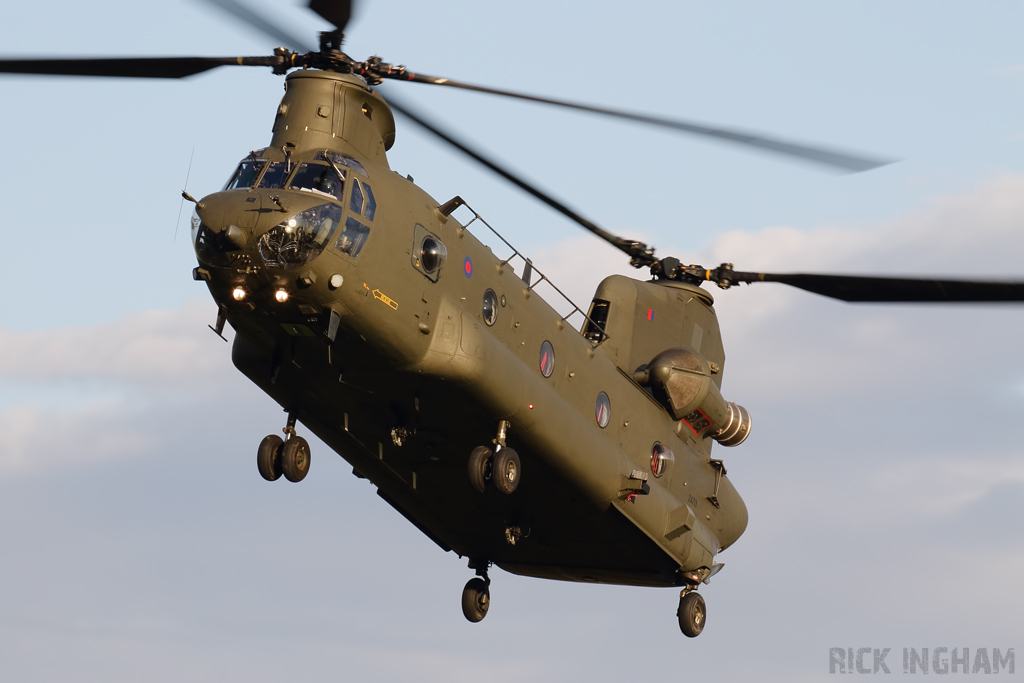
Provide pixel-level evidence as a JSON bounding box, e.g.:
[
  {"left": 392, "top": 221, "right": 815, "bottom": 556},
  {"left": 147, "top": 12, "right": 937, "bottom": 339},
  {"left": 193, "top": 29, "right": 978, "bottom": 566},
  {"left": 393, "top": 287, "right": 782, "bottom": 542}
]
[
  {"left": 200, "top": 0, "right": 315, "bottom": 52},
  {"left": 383, "top": 91, "right": 653, "bottom": 262},
  {"left": 0, "top": 56, "right": 282, "bottom": 79},
  {"left": 309, "top": 0, "right": 353, "bottom": 33},
  {"left": 393, "top": 72, "right": 893, "bottom": 173},
  {"left": 712, "top": 268, "right": 1024, "bottom": 302}
]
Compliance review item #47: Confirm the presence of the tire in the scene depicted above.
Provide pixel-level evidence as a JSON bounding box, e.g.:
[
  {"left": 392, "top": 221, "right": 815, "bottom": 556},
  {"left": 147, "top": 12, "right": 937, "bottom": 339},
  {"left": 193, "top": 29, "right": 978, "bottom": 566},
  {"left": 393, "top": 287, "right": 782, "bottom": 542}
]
[
  {"left": 280, "top": 436, "right": 311, "bottom": 483},
  {"left": 677, "top": 591, "right": 706, "bottom": 638},
  {"left": 257, "top": 435, "right": 283, "bottom": 481},
  {"left": 461, "top": 577, "right": 490, "bottom": 623},
  {"left": 467, "top": 446, "right": 493, "bottom": 493},
  {"left": 492, "top": 447, "right": 521, "bottom": 495}
]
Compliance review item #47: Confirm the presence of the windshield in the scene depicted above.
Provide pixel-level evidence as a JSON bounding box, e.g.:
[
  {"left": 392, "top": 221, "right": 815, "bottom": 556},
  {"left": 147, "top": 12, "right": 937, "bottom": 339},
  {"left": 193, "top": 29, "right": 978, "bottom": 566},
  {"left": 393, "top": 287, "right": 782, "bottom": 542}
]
[
  {"left": 258, "top": 203, "right": 342, "bottom": 269},
  {"left": 224, "top": 160, "right": 265, "bottom": 190},
  {"left": 288, "top": 163, "right": 345, "bottom": 201},
  {"left": 257, "top": 161, "right": 289, "bottom": 189},
  {"left": 319, "top": 151, "right": 367, "bottom": 177}
]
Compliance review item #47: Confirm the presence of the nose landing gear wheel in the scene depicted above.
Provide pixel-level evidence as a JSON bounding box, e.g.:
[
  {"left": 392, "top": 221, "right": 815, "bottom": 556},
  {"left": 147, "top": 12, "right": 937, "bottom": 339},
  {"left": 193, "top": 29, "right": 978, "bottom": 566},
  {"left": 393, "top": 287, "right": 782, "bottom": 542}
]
[
  {"left": 280, "top": 436, "right": 311, "bottom": 482},
  {"left": 467, "top": 446, "right": 493, "bottom": 493},
  {"left": 257, "top": 435, "right": 283, "bottom": 481},
  {"left": 492, "top": 447, "right": 521, "bottom": 495},
  {"left": 677, "top": 591, "right": 706, "bottom": 638},
  {"left": 461, "top": 577, "right": 490, "bottom": 623}
]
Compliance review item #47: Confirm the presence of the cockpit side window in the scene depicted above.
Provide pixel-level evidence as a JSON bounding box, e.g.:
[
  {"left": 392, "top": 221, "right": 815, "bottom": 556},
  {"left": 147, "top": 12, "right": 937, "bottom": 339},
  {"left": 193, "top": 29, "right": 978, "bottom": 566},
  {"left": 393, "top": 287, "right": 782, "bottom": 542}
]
[
  {"left": 288, "top": 163, "right": 345, "bottom": 201},
  {"left": 335, "top": 216, "right": 371, "bottom": 257},
  {"left": 224, "top": 160, "right": 265, "bottom": 190},
  {"left": 349, "top": 180, "right": 364, "bottom": 215},
  {"left": 257, "top": 161, "right": 289, "bottom": 189},
  {"left": 363, "top": 183, "right": 377, "bottom": 221}
]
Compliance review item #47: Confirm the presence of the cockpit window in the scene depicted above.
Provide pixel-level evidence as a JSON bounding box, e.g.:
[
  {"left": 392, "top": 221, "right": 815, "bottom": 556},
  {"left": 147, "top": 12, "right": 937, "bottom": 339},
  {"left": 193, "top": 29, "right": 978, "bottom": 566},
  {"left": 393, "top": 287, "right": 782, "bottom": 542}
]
[
  {"left": 258, "top": 203, "right": 342, "bottom": 269},
  {"left": 364, "top": 183, "right": 377, "bottom": 221},
  {"left": 319, "top": 151, "right": 367, "bottom": 176},
  {"left": 350, "top": 180, "right": 364, "bottom": 215},
  {"left": 224, "top": 160, "right": 265, "bottom": 190},
  {"left": 257, "top": 161, "right": 289, "bottom": 189},
  {"left": 335, "top": 216, "right": 371, "bottom": 258},
  {"left": 288, "top": 163, "right": 345, "bottom": 201}
]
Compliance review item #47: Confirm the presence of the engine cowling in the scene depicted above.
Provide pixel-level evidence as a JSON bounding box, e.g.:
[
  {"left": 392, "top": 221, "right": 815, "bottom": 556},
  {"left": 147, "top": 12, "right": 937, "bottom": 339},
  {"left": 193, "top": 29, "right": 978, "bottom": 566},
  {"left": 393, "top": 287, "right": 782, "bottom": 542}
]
[{"left": 634, "top": 347, "right": 751, "bottom": 447}]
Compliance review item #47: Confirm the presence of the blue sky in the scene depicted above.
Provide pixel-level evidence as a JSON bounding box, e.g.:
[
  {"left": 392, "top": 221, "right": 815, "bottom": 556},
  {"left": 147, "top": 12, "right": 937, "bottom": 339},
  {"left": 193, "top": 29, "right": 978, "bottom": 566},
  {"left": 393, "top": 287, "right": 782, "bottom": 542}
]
[{"left": 1, "top": 1, "right": 1022, "bottom": 681}]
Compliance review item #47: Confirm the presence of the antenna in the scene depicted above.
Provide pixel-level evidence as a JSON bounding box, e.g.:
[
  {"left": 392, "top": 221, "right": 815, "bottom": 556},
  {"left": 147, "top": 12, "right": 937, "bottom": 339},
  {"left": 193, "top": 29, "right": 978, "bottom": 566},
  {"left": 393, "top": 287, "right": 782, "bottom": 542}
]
[{"left": 173, "top": 146, "right": 196, "bottom": 243}]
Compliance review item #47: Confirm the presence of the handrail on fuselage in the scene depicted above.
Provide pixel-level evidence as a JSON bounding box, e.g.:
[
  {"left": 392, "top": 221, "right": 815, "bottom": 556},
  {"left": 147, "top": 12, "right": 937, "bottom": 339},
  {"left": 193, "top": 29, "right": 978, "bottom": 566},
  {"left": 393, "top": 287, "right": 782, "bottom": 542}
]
[{"left": 449, "top": 201, "right": 611, "bottom": 346}]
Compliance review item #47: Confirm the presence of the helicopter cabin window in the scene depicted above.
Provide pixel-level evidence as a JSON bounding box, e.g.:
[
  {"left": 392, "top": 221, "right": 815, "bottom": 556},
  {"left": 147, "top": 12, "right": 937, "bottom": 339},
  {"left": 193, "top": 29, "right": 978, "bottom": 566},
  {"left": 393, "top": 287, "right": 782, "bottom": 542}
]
[
  {"left": 364, "top": 183, "right": 377, "bottom": 221},
  {"left": 224, "top": 160, "right": 265, "bottom": 190},
  {"left": 319, "top": 151, "right": 367, "bottom": 176},
  {"left": 350, "top": 180, "right": 364, "bottom": 215},
  {"left": 582, "top": 299, "right": 610, "bottom": 343},
  {"left": 335, "top": 216, "right": 371, "bottom": 257},
  {"left": 257, "top": 161, "right": 289, "bottom": 189},
  {"left": 539, "top": 340, "right": 555, "bottom": 378},
  {"left": 482, "top": 289, "right": 498, "bottom": 326},
  {"left": 595, "top": 392, "right": 611, "bottom": 428},
  {"left": 288, "top": 163, "right": 345, "bottom": 201}
]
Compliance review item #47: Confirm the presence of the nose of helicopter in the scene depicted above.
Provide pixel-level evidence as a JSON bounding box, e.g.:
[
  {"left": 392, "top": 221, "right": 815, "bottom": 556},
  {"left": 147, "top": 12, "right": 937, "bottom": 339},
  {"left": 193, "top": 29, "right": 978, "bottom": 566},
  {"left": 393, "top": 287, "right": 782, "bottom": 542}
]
[
  {"left": 190, "top": 187, "right": 354, "bottom": 319},
  {"left": 191, "top": 189, "right": 337, "bottom": 262}
]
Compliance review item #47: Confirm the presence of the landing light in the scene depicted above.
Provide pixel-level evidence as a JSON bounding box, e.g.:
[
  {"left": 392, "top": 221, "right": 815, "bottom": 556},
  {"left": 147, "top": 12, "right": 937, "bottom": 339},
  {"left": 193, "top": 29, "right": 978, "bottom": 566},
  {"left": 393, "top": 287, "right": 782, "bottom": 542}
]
[
  {"left": 231, "top": 287, "right": 246, "bottom": 301},
  {"left": 275, "top": 289, "right": 290, "bottom": 303}
]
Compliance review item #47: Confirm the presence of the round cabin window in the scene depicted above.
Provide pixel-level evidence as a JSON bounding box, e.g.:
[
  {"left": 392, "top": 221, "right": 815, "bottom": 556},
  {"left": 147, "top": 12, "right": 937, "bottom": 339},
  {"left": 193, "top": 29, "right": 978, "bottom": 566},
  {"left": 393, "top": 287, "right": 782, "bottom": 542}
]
[
  {"left": 420, "top": 235, "right": 447, "bottom": 273},
  {"left": 651, "top": 442, "right": 674, "bottom": 478},
  {"left": 595, "top": 392, "right": 611, "bottom": 428},
  {"left": 539, "top": 340, "right": 555, "bottom": 378},
  {"left": 482, "top": 289, "right": 498, "bottom": 326}
]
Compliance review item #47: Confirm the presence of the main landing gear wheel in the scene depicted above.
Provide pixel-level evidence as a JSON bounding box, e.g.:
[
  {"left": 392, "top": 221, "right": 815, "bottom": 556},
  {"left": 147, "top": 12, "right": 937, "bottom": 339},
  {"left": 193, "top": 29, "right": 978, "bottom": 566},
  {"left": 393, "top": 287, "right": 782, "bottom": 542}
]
[
  {"left": 280, "top": 436, "right": 311, "bottom": 482},
  {"left": 492, "top": 447, "right": 521, "bottom": 495},
  {"left": 461, "top": 577, "right": 490, "bottom": 623},
  {"left": 467, "top": 446, "right": 493, "bottom": 493},
  {"left": 257, "top": 435, "right": 283, "bottom": 481},
  {"left": 677, "top": 591, "right": 706, "bottom": 638}
]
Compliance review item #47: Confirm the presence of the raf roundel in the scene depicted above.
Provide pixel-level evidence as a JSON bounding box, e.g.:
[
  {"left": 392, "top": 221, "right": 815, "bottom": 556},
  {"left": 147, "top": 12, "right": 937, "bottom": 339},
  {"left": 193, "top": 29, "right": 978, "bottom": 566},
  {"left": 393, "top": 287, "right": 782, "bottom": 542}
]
[{"left": 463, "top": 256, "right": 473, "bottom": 278}]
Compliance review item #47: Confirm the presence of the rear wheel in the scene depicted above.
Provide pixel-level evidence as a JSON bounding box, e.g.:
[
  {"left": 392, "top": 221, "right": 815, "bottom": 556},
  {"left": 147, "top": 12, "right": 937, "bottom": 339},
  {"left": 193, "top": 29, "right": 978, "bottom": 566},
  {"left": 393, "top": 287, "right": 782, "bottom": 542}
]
[
  {"left": 492, "top": 447, "right": 521, "bottom": 495},
  {"left": 467, "top": 446, "right": 493, "bottom": 493},
  {"left": 257, "top": 435, "right": 283, "bottom": 481},
  {"left": 677, "top": 591, "right": 706, "bottom": 637},
  {"left": 280, "top": 436, "right": 311, "bottom": 482},
  {"left": 461, "top": 577, "right": 490, "bottom": 623}
]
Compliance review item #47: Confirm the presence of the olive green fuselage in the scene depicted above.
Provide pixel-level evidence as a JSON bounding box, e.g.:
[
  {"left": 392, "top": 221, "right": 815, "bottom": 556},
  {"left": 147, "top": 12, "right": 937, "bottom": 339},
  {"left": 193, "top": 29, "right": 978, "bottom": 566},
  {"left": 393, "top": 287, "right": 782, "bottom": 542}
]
[{"left": 195, "top": 69, "right": 748, "bottom": 588}]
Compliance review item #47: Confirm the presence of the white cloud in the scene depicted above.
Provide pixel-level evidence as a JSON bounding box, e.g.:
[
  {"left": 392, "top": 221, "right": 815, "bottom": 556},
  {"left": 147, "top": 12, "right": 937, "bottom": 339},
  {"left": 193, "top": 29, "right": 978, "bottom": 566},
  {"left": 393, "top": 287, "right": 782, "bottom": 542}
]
[
  {"left": 0, "top": 301, "right": 245, "bottom": 477},
  {"left": 0, "top": 301, "right": 227, "bottom": 385}
]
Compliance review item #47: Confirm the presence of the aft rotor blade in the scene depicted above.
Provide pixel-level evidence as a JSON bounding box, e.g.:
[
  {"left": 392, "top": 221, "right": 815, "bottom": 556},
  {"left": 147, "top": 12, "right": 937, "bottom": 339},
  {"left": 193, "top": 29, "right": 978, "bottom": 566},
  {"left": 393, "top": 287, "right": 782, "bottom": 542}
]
[
  {"left": 0, "top": 56, "right": 281, "bottom": 79},
  {"left": 199, "top": 0, "right": 315, "bottom": 52},
  {"left": 382, "top": 90, "right": 652, "bottom": 261},
  {"left": 727, "top": 270, "right": 1024, "bottom": 302},
  {"left": 394, "top": 72, "right": 892, "bottom": 173},
  {"left": 309, "top": 0, "right": 353, "bottom": 33}
]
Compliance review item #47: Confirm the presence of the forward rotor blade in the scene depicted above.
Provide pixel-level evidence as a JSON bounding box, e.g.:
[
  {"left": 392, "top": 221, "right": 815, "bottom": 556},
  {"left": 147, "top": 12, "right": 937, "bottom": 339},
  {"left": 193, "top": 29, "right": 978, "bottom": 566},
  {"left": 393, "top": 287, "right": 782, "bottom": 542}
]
[
  {"left": 395, "top": 72, "right": 892, "bottom": 173},
  {"left": 0, "top": 56, "right": 280, "bottom": 79},
  {"left": 199, "top": 0, "right": 315, "bottom": 52},
  {"left": 309, "top": 0, "right": 353, "bottom": 33},
  {"left": 382, "top": 90, "right": 651, "bottom": 260},
  {"left": 728, "top": 270, "right": 1024, "bottom": 302}
]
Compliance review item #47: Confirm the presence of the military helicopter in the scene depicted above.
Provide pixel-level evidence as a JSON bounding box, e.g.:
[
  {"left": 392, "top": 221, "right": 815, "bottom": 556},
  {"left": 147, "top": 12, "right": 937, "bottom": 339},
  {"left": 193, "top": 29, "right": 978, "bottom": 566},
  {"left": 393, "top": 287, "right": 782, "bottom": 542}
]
[{"left": 5, "top": 0, "right": 1024, "bottom": 638}]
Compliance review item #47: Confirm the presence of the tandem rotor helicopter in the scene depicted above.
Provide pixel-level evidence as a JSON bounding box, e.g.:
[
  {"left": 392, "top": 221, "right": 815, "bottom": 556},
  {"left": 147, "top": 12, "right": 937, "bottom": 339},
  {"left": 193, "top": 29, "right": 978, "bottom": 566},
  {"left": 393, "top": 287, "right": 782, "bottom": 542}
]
[{"left": 5, "top": 0, "right": 1024, "bottom": 637}]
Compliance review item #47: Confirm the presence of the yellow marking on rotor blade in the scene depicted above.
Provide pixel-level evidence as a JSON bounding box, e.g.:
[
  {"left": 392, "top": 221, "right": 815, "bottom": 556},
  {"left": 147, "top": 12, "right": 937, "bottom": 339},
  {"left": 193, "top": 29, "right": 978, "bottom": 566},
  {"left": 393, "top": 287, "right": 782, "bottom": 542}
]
[
  {"left": 237, "top": 57, "right": 243, "bottom": 65},
  {"left": 372, "top": 289, "right": 399, "bottom": 310},
  {"left": 759, "top": 273, "right": 765, "bottom": 281}
]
